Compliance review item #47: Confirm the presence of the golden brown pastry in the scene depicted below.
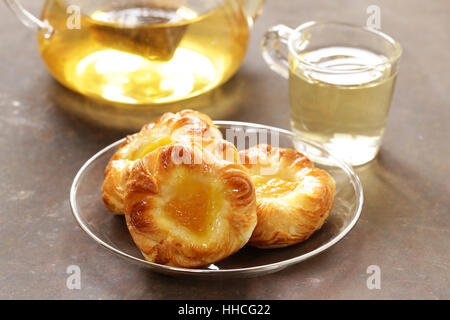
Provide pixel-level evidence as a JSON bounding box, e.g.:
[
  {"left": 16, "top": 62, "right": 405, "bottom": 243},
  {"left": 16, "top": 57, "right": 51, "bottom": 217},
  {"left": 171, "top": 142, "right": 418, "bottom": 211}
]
[
  {"left": 238, "top": 145, "right": 336, "bottom": 248},
  {"left": 124, "top": 142, "right": 257, "bottom": 268},
  {"left": 102, "top": 110, "right": 223, "bottom": 214}
]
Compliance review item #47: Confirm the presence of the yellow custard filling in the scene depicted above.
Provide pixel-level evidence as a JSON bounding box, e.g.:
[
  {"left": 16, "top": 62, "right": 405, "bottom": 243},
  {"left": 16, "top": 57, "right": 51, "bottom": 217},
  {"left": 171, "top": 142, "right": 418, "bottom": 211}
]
[
  {"left": 252, "top": 175, "right": 298, "bottom": 198},
  {"left": 164, "top": 171, "right": 223, "bottom": 238},
  {"left": 133, "top": 136, "right": 172, "bottom": 160}
]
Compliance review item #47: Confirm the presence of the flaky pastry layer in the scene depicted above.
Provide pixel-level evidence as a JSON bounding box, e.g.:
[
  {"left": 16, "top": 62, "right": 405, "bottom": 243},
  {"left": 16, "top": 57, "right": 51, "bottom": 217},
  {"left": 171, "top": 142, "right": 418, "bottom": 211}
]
[
  {"left": 124, "top": 143, "right": 257, "bottom": 268},
  {"left": 102, "top": 110, "right": 223, "bottom": 214},
  {"left": 239, "top": 145, "right": 336, "bottom": 248}
]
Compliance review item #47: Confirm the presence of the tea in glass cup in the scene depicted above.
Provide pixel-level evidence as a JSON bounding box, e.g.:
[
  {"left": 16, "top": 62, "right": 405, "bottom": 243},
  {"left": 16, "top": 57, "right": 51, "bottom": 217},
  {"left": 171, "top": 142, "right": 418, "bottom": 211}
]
[{"left": 262, "top": 22, "right": 402, "bottom": 165}]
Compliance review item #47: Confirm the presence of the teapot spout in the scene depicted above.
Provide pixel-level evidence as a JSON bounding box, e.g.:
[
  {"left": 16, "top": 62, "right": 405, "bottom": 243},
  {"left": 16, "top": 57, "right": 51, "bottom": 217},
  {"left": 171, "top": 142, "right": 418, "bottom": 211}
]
[{"left": 243, "top": 0, "right": 265, "bottom": 27}]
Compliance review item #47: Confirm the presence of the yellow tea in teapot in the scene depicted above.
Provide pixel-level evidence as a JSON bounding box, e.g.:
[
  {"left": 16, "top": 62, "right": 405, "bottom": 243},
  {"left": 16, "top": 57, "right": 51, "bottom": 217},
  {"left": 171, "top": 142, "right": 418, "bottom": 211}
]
[{"left": 38, "top": 0, "right": 250, "bottom": 104}]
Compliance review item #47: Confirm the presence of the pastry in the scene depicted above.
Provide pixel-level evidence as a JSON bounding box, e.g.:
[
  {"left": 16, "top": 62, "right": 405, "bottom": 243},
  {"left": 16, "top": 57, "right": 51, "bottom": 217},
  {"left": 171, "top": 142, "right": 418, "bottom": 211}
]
[
  {"left": 101, "top": 109, "right": 338, "bottom": 267},
  {"left": 238, "top": 145, "right": 336, "bottom": 248},
  {"left": 124, "top": 142, "right": 257, "bottom": 268},
  {"left": 102, "top": 110, "right": 223, "bottom": 214}
]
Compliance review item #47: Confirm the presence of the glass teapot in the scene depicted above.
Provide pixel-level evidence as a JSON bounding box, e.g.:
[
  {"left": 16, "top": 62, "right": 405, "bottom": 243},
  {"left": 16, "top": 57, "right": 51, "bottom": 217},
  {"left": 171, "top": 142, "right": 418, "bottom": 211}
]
[{"left": 4, "top": 0, "right": 264, "bottom": 105}]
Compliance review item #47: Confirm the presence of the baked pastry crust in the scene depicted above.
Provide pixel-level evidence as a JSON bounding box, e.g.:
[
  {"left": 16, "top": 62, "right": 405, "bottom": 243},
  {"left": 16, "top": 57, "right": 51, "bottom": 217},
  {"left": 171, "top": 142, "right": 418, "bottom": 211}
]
[
  {"left": 124, "top": 143, "right": 257, "bottom": 268},
  {"left": 239, "top": 145, "right": 336, "bottom": 248},
  {"left": 102, "top": 110, "right": 222, "bottom": 214}
]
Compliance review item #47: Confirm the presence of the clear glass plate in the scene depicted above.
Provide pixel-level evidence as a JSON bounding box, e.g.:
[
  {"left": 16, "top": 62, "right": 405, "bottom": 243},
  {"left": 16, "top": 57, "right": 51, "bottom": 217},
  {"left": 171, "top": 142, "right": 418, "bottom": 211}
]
[{"left": 70, "top": 121, "right": 363, "bottom": 278}]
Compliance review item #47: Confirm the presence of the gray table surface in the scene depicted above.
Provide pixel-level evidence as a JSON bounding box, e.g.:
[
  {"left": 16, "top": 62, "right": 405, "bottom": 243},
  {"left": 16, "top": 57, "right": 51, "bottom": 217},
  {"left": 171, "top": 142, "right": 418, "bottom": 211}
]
[{"left": 0, "top": 0, "right": 449, "bottom": 299}]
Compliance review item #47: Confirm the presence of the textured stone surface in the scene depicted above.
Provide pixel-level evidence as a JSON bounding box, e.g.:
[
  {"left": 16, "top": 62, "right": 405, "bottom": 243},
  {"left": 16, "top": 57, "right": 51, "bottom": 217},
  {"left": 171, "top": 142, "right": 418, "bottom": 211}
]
[{"left": 0, "top": 0, "right": 448, "bottom": 299}]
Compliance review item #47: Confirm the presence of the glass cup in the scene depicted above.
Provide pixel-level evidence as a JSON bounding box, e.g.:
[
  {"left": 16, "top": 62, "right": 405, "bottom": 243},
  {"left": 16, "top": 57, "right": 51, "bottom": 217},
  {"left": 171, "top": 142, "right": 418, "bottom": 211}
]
[{"left": 262, "top": 21, "right": 402, "bottom": 166}]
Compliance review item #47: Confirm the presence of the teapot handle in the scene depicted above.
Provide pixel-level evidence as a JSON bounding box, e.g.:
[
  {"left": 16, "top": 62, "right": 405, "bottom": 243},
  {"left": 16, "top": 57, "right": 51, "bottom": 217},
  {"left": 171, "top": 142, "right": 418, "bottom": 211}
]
[{"left": 3, "top": 0, "right": 53, "bottom": 35}]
